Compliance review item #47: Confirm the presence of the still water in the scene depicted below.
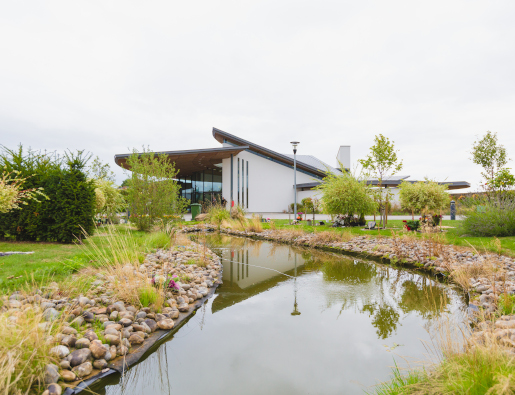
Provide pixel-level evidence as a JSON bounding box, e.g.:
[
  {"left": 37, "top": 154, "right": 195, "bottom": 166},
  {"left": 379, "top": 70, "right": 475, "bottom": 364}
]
[{"left": 94, "top": 235, "right": 467, "bottom": 395}]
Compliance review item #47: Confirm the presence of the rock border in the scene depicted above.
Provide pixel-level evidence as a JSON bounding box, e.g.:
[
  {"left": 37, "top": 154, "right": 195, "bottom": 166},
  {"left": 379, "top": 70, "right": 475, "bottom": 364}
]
[{"left": 63, "top": 283, "right": 220, "bottom": 394}]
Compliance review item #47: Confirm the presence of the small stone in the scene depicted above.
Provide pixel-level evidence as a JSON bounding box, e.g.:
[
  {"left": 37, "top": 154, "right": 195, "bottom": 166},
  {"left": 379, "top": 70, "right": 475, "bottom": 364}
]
[
  {"left": 157, "top": 319, "right": 174, "bottom": 330},
  {"left": 105, "top": 334, "right": 121, "bottom": 345},
  {"left": 106, "top": 323, "right": 122, "bottom": 331},
  {"left": 178, "top": 303, "right": 189, "bottom": 312},
  {"left": 50, "top": 345, "right": 70, "bottom": 359},
  {"left": 116, "top": 345, "right": 129, "bottom": 356},
  {"left": 110, "top": 345, "right": 117, "bottom": 358},
  {"left": 90, "top": 340, "right": 107, "bottom": 359},
  {"left": 118, "top": 318, "right": 132, "bottom": 327},
  {"left": 143, "top": 319, "right": 158, "bottom": 332},
  {"left": 93, "top": 358, "right": 108, "bottom": 369},
  {"left": 496, "top": 320, "right": 515, "bottom": 329},
  {"left": 47, "top": 383, "right": 62, "bottom": 395},
  {"left": 104, "top": 350, "right": 112, "bottom": 361},
  {"left": 103, "top": 321, "right": 116, "bottom": 329},
  {"left": 44, "top": 364, "right": 60, "bottom": 384},
  {"left": 61, "top": 369, "right": 76, "bottom": 382},
  {"left": 82, "top": 311, "right": 95, "bottom": 323},
  {"left": 78, "top": 297, "right": 91, "bottom": 307},
  {"left": 43, "top": 308, "right": 60, "bottom": 321},
  {"left": 83, "top": 329, "right": 98, "bottom": 342},
  {"left": 60, "top": 335, "right": 77, "bottom": 348},
  {"left": 136, "top": 311, "right": 146, "bottom": 319},
  {"left": 75, "top": 338, "right": 91, "bottom": 349},
  {"left": 71, "top": 316, "right": 84, "bottom": 327},
  {"left": 109, "top": 311, "right": 119, "bottom": 321},
  {"left": 105, "top": 327, "right": 120, "bottom": 336},
  {"left": 68, "top": 348, "right": 92, "bottom": 367},
  {"left": 169, "top": 309, "right": 179, "bottom": 319},
  {"left": 72, "top": 361, "right": 93, "bottom": 378},
  {"left": 60, "top": 360, "right": 71, "bottom": 370},
  {"left": 61, "top": 326, "right": 77, "bottom": 335},
  {"left": 128, "top": 334, "right": 144, "bottom": 344}
]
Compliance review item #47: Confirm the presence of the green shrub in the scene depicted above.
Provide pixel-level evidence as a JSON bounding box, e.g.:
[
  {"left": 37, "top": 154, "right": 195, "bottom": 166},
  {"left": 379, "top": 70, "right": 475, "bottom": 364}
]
[
  {"left": 206, "top": 204, "right": 230, "bottom": 230},
  {"left": 460, "top": 196, "right": 515, "bottom": 237},
  {"left": 138, "top": 287, "right": 158, "bottom": 307},
  {"left": 142, "top": 231, "right": 171, "bottom": 250},
  {"left": 0, "top": 146, "right": 96, "bottom": 243}
]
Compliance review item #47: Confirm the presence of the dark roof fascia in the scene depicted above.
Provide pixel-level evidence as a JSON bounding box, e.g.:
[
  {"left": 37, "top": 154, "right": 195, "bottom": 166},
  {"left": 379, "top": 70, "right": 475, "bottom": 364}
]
[
  {"left": 296, "top": 180, "right": 470, "bottom": 190},
  {"left": 114, "top": 146, "right": 249, "bottom": 167},
  {"left": 212, "top": 127, "right": 327, "bottom": 178}
]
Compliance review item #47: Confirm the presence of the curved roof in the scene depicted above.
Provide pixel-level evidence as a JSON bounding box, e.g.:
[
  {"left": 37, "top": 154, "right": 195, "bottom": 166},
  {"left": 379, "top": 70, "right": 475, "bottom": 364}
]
[{"left": 212, "top": 127, "right": 328, "bottom": 178}]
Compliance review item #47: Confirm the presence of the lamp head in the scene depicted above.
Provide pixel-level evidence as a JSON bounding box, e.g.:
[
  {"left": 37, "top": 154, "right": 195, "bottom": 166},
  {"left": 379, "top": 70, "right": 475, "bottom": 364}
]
[{"left": 290, "top": 141, "right": 300, "bottom": 149}]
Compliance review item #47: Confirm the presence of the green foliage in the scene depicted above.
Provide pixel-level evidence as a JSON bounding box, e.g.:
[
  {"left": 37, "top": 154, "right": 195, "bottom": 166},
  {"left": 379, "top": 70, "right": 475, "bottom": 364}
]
[
  {"left": 471, "top": 131, "right": 510, "bottom": 184},
  {"left": 0, "top": 171, "right": 48, "bottom": 213},
  {"left": 399, "top": 180, "right": 450, "bottom": 216},
  {"left": 138, "top": 286, "right": 158, "bottom": 307},
  {"left": 316, "top": 166, "right": 376, "bottom": 217},
  {"left": 498, "top": 293, "right": 515, "bottom": 316},
  {"left": 460, "top": 195, "right": 515, "bottom": 237},
  {"left": 359, "top": 134, "right": 403, "bottom": 227},
  {"left": 142, "top": 231, "right": 171, "bottom": 250},
  {"left": 368, "top": 362, "right": 425, "bottom": 395},
  {"left": 88, "top": 156, "right": 116, "bottom": 183},
  {"left": 94, "top": 178, "right": 125, "bottom": 220},
  {"left": 125, "top": 147, "right": 189, "bottom": 231},
  {"left": 0, "top": 146, "right": 96, "bottom": 243},
  {"left": 487, "top": 168, "right": 515, "bottom": 192},
  {"left": 206, "top": 204, "right": 230, "bottom": 230}
]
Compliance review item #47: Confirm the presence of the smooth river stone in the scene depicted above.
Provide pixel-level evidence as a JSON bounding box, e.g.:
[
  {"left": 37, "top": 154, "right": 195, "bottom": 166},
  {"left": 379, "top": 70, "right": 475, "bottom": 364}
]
[
  {"left": 72, "top": 361, "right": 93, "bottom": 378},
  {"left": 178, "top": 303, "right": 189, "bottom": 312},
  {"left": 83, "top": 329, "right": 98, "bottom": 342},
  {"left": 75, "top": 338, "right": 91, "bottom": 349},
  {"left": 61, "top": 326, "right": 78, "bottom": 335},
  {"left": 68, "top": 349, "right": 92, "bottom": 367},
  {"left": 50, "top": 345, "right": 70, "bottom": 359},
  {"left": 118, "top": 318, "right": 133, "bottom": 327},
  {"left": 61, "top": 369, "right": 76, "bottom": 382},
  {"left": 157, "top": 319, "right": 174, "bottom": 330},
  {"left": 143, "top": 319, "right": 158, "bottom": 332},
  {"left": 90, "top": 340, "right": 107, "bottom": 359},
  {"left": 93, "top": 359, "right": 108, "bottom": 369},
  {"left": 128, "top": 334, "right": 144, "bottom": 344},
  {"left": 106, "top": 324, "right": 123, "bottom": 331},
  {"left": 60, "top": 335, "right": 77, "bottom": 348},
  {"left": 44, "top": 364, "right": 60, "bottom": 384},
  {"left": 105, "top": 334, "right": 121, "bottom": 345},
  {"left": 105, "top": 327, "right": 120, "bottom": 336},
  {"left": 47, "top": 383, "right": 62, "bottom": 395}
]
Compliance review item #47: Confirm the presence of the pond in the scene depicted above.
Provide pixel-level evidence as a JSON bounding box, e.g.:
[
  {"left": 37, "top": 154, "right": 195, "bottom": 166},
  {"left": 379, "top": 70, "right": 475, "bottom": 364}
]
[{"left": 93, "top": 234, "right": 467, "bottom": 395}]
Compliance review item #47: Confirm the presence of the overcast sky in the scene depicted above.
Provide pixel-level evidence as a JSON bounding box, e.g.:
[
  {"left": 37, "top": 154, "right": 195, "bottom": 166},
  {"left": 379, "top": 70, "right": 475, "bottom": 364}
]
[{"left": 1, "top": 1, "right": 514, "bottom": 190}]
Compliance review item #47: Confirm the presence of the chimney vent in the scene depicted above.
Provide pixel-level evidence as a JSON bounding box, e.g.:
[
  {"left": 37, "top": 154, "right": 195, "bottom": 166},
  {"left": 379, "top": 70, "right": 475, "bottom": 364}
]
[{"left": 337, "top": 146, "right": 351, "bottom": 170}]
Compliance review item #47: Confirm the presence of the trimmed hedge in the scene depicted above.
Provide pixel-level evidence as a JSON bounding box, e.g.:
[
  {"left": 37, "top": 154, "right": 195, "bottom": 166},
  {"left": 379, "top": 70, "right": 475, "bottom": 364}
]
[{"left": 0, "top": 147, "right": 96, "bottom": 243}]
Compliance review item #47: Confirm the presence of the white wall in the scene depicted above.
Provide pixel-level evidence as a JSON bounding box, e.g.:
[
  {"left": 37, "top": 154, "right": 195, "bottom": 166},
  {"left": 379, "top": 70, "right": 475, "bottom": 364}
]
[{"left": 222, "top": 150, "right": 319, "bottom": 213}]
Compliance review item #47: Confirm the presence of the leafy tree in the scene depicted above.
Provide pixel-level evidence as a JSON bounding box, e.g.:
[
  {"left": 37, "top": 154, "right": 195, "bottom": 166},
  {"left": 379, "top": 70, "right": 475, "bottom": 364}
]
[
  {"left": 124, "top": 147, "right": 189, "bottom": 231},
  {"left": 315, "top": 166, "right": 376, "bottom": 218},
  {"left": 399, "top": 180, "right": 450, "bottom": 219},
  {"left": 88, "top": 156, "right": 116, "bottom": 183},
  {"left": 121, "top": 178, "right": 132, "bottom": 187},
  {"left": 487, "top": 168, "right": 515, "bottom": 193},
  {"left": 471, "top": 131, "right": 509, "bottom": 184},
  {"left": 359, "top": 134, "right": 403, "bottom": 228}
]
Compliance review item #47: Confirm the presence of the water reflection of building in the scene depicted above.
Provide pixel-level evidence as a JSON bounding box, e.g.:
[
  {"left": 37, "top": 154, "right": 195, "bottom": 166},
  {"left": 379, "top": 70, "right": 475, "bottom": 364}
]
[{"left": 213, "top": 240, "right": 304, "bottom": 313}]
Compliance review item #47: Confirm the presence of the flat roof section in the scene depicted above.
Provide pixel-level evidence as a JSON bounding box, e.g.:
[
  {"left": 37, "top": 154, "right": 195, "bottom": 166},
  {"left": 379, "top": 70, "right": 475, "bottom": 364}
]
[{"left": 114, "top": 146, "right": 248, "bottom": 177}]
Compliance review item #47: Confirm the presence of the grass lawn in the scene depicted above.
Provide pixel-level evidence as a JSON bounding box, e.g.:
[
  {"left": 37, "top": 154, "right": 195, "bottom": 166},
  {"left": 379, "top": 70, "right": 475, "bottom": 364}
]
[{"left": 0, "top": 225, "right": 171, "bottom": 293}]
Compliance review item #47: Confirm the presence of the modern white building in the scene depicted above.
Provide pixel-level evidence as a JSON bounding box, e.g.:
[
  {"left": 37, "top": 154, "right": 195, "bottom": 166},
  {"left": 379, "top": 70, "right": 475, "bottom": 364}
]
[{"left": 114, "top": 127, "right": 470, "bottom": 213}]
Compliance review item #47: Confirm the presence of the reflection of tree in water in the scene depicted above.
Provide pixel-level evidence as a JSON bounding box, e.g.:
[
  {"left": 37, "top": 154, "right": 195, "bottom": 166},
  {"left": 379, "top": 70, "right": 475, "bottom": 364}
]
[
  {"left": 303, "top": 251, "right": 452, "bottom": 340},
  {"left": 303, "top": 252, "right": 376, "bottom": 285},
  {"left": 362, "top": 303, "right": 400, "bottom": 339}
]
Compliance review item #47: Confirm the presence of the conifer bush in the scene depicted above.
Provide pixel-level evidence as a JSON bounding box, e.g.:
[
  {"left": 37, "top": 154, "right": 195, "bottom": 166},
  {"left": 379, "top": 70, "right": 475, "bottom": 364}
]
[{"left": 0, "top": 146, "right": 96, "bottom": 243}]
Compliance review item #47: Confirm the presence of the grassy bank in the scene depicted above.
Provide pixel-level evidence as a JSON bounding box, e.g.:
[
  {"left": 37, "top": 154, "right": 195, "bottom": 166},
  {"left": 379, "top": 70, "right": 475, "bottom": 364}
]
[
  {"left": 0, "top": 225, "right": 174, "bottom": 292},
  {"left": 256, "top": 219, "right": 515, "bottom": 256}
]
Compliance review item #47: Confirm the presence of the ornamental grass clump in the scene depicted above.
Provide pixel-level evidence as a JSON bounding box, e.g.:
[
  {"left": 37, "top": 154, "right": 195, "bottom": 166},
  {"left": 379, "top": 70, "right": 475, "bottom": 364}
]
[
  {"left": 0, "top": 307, "right": 59, "bottom": 395},
  {"left": 460, "top": 195, "right": 515, "bottom": 237},
  {"left": 206, "top": 204, "right": 231, "bottom": 230}
]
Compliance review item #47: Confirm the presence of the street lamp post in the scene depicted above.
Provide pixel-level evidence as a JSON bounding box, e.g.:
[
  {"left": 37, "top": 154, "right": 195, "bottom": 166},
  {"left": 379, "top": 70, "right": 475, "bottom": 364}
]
[{"left": 290, "top": 141, "right": 300, "bottom": 221}]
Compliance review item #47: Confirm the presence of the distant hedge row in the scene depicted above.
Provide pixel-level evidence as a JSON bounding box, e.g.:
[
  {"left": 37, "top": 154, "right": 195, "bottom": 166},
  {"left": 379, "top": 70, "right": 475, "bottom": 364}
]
[{"left": 0, "top": 146, "right": 96, "bottom": 243}]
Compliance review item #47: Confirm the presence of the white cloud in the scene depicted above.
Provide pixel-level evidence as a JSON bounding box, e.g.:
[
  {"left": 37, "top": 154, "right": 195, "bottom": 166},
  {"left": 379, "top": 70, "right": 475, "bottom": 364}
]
[{"left": 0, "top": 0, "right": 514, "bottom": 189}]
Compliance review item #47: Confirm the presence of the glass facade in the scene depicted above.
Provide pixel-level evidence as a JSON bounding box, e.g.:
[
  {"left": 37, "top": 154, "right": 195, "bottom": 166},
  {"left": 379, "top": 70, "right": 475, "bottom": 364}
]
[{"left": 179, "top": 168, "right": 222, "bottom": 210}]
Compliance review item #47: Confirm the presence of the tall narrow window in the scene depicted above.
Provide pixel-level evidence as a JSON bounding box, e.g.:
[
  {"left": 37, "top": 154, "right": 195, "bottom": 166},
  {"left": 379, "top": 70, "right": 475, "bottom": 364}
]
[
  {"left": 246, "top": 161, "right": 249, "bottom": 208},
  {"left": 237, "top": 158, "right": 240, "bottom": 205},
  {"left": 242, "top": 159, "right": 245, "bottom": 208},
  {"left": 230, "top": 155, "right": 233, "bottom": 205}
]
